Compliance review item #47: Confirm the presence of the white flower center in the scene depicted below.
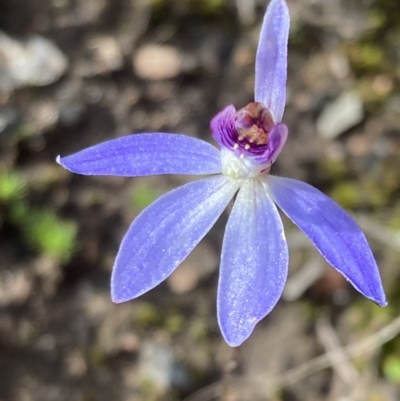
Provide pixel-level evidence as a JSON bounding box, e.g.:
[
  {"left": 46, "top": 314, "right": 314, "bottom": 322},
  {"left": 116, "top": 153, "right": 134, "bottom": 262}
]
[{"left": 220, "top": 148, "right": 270, "bottom": 179}]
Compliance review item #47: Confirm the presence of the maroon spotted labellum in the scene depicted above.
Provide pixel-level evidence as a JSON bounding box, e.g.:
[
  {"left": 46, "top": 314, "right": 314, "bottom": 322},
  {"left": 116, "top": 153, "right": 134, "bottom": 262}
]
[{"left": 235, "top": 102, "right": 275, "bottom": 147}]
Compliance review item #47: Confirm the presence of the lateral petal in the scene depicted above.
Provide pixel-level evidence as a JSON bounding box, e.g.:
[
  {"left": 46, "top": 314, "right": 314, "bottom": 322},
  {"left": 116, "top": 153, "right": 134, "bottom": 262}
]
[
  {"left": 265, "top": 175, "right": 387, "bottom": 307},
  {"left": 57, "top": 133, "right": 222, "bottom": 176},
  {"left": 111, "top": 175, "right": 239, "bottom": 303},
  {"left": 255, "top": 0, "right": 289, "bottom": 123},
  {"left": 218, "top": 179, "right": 288, "bottom": 347}
]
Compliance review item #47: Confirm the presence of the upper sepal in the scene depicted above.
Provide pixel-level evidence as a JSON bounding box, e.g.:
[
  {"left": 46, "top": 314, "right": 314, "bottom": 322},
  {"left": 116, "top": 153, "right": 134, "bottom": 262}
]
[{"left": 255, "top": 0, "right": 289, "bottom": 123}]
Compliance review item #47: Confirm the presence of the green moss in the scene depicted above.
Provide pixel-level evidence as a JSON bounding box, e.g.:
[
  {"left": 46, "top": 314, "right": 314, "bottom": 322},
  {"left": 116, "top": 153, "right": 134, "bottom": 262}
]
[
  {"left": 135, "top": 302, "right": 162, "bottom": 328},
  {"left": 87, "top": 346, "right": 106, "bottom": 367},
  {"left": 346, "top": 299, "right": 392, "bottom": 331},
  {"left": 345, "top": 42, "right": 385, "bottom": 73},
  {"left": 149, "top": 0, "right": 226, "bottom": 18},
  {"left": 329, "top": 181, "right": 360, "bottom": 209},
  {"left": 329, "top": 174, "right": 393, "bottom": 210},
  {"left": 165, "top": 314, "right": 185, "bottom": 335},
  {"left": 189, "top": 318, "right": 209, "bottom": 342},
  {"left": 319, "top": 159, "right": 347, "bottom": 180},
  {"left": 388, "top": 202, "right": 400, "bottom": 230},
  {"left": 383, "top": 355, "right": 400, "bottom": 384},
  {"left": 368, "top": 9, "right": 387, "bottom": 31},
  {"left": 184, "top": 0, "right": 226, "bottom": 15},
  {"left": 131, "top": 183, "right": 158, "bottom": 211},
  {"left": 360, "top": 177, "right": 391, "bottom": 208},
  {"left": 199, "top": 0, "right": 225, "bottom": 13},
  {"left": 0, "top": 169, "right": 78, "bottom": 263},
  {"left": 23, "top": 209, "right": 78, "bottom": 263},
  {"left": 0, "top": 170, "right": 27, "bottom": 201},
  {"left": 371, "top": 0, "right": 400, "bottom": 27},
  {"left": 137, "top": 379, "right": 162, "bottom": 401},
  {"left": 9, "top": 200, "right": 29, "bottom": 225}
]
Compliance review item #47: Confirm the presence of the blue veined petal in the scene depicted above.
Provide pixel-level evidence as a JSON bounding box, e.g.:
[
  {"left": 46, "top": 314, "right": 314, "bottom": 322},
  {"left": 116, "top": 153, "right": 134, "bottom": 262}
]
[
  {"left": 254, "top": 0, "right": 289, "bottom": 123},
  {"left": 111, "top": 175, "right": 239, "bottom": 303},
  {"left": 57, "top": 133, "right": 222, "bottom": 177},
  {"left": 265, "top": 175, "right": 387, "bottom": 307},
  {"left": 218, "top": 179, "right": 288, "bottom": 347}
]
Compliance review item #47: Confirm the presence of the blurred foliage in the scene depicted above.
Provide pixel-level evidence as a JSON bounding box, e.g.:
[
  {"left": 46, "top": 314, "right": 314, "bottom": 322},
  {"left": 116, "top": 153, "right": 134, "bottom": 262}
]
[
  {"left": 340, "top": 1, "right": 400, "bottom": 110},
  {"left": 0, "top": 168, "right": 77, "bottom": 263},
  {"left": 130, "top": 183, "right": 158, "bottom": 211},
  {"left": 165, "top": 313, "right": 185, "bottom": 335},
  {"left": 329, "top": 181, "right": 359, "bottom": 209},
  {"left": 383, "top": 355, "right": 400, "bottom": 384},
  {"left": 320, "top": 155, "right": 400, "bottom": 210},
  {"left": 319, "top": 159, "right": 347, "bottom": 181},
  {"left": 0, "top": 169, "right": 27, "bottom": 201},
  {"left": 22, "top": 209, "right": 77, "bottom": 263},
  {"left": 135, "top": 302, "right": 163, "bottom": 328},
  {"left": 388, "top": 203, "right": 400, "bottom": 230},
  {"left": 327, "top": 174, "right": 392, "bottom": 209},
  {"left": 345, "top": 43, "right": 385, "bottom": 74},
  {"left": 150, "top": 0, "right": 226, "bottom": 15}
]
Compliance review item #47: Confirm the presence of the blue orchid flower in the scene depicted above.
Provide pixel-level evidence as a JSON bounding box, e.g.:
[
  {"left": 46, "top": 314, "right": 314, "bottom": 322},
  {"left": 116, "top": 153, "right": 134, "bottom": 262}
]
[{"left": 57, "top": 0, "right": 386, "bottom": 347}]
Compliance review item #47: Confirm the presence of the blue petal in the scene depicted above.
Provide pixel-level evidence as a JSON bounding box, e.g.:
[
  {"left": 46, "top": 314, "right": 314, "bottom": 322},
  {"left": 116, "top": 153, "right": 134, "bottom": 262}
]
[
  {"left": 111, "top": 175, "right": 239, "bottom": 303},
  {"left": 265, "top": 176, "right": 387, "bottom": 307},
  {"left": 57, "top": 133, "right": 222, "bottom": 176},
  {"left": 218, "top": 179, "right": 288, "bottom": 347},
  {"left": 255, "top": 0, "right": 289, "bottom": 123}
]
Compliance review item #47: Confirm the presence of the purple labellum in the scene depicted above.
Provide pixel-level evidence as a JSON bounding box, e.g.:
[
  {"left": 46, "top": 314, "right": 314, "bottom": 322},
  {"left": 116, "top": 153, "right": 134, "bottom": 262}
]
[{"left": 211, "top": 103, "right": 288, "bottom": 177}]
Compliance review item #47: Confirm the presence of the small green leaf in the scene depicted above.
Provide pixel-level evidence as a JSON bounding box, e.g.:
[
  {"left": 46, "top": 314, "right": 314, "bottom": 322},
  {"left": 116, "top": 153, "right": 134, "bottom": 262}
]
[
  {"left": 383, "top": 355, "right": 400, "bottom": 384},
  {"left": 131, "top": 183, "right": 158, "bottom": 210},
  {"left": 24, "top": 210, "right": 77, "bottom": 263},
  {"left": 0, "top": 170, "right": 27, "bottom": 201}
]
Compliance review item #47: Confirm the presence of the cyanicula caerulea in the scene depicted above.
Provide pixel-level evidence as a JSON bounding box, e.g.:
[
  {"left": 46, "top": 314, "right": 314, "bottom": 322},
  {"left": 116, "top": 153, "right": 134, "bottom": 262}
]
[{"left": 57, "top": 0, "right": 386, "bottom": 346}]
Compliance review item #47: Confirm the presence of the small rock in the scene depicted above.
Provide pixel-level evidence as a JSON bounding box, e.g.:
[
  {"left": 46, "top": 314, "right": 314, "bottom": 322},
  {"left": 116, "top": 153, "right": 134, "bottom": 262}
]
[
  {"left": 64, "top": 349, "right": 88, "bottom": 377},
  {"left": 327, "top": 50, "right": 350, "bottom": 80},
  {"left": 0, "top": 32, "right": 68, "bottom": 91},
  {"left": 372, "top": 74, "right": 393, "bottom": 97},
  {"left": 317, "top": 91, "right": 364, "bottom": 139},
  {"left": 27, "top": 101, "right": 59, "bottom": 133},
  {"left": 137, "top": 340, "right": 192, "bottom": 392},
  {"left": 32, "top": 256, "right": 61, "bottom": 296},
  {"left": 133, "top": 44, "right": 183, "bottom": 80},
  {"left": 77, "top": 35, "right": 123, "bottom": 76},
  {"left": 236, "top": 0, "right": 256, "bottom": 25},
  {"left": 56, "top": 80, "right": 85, "bottom": 126},
  {"left": 0, "top": 269, "right": 32, "bottom": 306},
  {"left": 346, "top": 133, "right": 372, "bottom": 157}
]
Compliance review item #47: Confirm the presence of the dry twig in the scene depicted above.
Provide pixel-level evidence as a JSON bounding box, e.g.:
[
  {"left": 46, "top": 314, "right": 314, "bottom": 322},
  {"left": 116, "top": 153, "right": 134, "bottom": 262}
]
[{"left": 183, "top": 315, "right": 400, "bottom": 401}]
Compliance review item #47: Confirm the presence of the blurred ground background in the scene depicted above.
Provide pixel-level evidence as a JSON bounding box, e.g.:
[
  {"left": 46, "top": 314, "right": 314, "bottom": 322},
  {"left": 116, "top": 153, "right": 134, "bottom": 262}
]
[{"left": 1, "top": 0, "right": 400, "bottom": 400}]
